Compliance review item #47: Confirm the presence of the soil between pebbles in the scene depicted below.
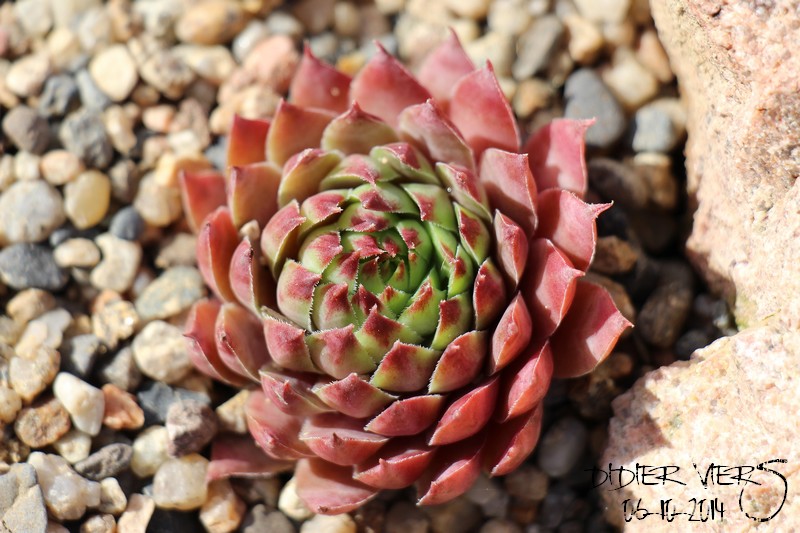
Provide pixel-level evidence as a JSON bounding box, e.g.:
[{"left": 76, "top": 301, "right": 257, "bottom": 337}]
[{"left": 0, "top": 1, "right": 734, "bottom": 532}]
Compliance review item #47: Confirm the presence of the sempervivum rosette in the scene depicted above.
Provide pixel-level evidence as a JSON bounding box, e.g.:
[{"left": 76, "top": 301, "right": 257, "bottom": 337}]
[{"left": 181, "top": 33, "right": 631, "bottom": 514}]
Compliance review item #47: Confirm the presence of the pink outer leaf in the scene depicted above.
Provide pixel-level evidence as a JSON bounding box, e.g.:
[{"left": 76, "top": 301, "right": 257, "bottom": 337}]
[
  {"left": 416, "top": 434, "right": 485, "bottom": 506},
  {"left": 483, "top": 403, "right": 544, "bottom": 477},
  {"left": 267, "top": 100, "right": 335, "bottom": 167},
  {"left": 278, "top": 149, "right": 342, "bottom": 208},
  {"left": 289, "top": 44, "right": 352, "bottom": 114},
  {"left": 227, "top": 115, "right": 270, "bottom": 168},
  {"left": 549, "top": 280, "right": 633, "bottom": 378},
  {"left": 488, "top": 293, "right": 532, "bottom": 375},
  {"left": 428, "top": 377, "right": 500, "bottom": 446},
  {"left": 495, "top": 341, "right": 553, "bottom": 422},
  {"left": 184, "top": 299, "right": 250, "bottom": 387},
  {"left": 179, "top": 170, "right": 226, "bottom": 233},
  {"left": 246, "top": 390, "right": 314, "bottom": 460},
  {"left": 521, "top": 238, "right": 583, "bottom": 339},
  {"left": 299, "top": 413, "right": 388, "bottom": 466},
  {"left": 417, "top": 30, "right": 474, "bottom": 107},
  {"left": 228, "top": 163, "right": 282, "bottom": 230},
  {"left": 480, "top": 149, "right": 538, "bottom": 237},
  {"left": 197, "top": 208, "right": 239, "bottom": 302},
  {"left": 365, "top": 395, "right": 445, "bottom": 437},
  {"left": 354, "top": 436, "right": 436, "bottom": 489},
  {"left": 276, "top": 260, "right": 321, "bottom": 330},
  {"left": 350, "top": 43, "right": 431, "bottom": 128},
  {"left": 523, "top": 118, "right": 593, "bottom": 198},
  {"left": 207, "top": 435, "right": 294, "bottom": 481},
  {"left": 215, "top": 302, "right": 271, "bottom": 380},
  {"left": 295, "top": 458, "right": 378, "bottom": 515},
  {"left": 493, "top": 212, "right": 529, "bottom": 290},
  {"left": 321, "top": 103, "right": 399, "bottom": 155},
  {"left": 314, "top": 373, "right": 396, "bottom": 419},
  {"left": 260, "top": 369, "right": 331, "bottom": 417},
  {"left": 428, "top": 331, "right": 487, "bottom": 394},
  {"left": 448, "top": 63, "right": 519, "bottom": 157},
  {"left": 473, "top": 259, "right": 507, "bottom": 330},
  {"left": 229, "top": 237, "right": 276, "bottom": 313},
  {"left": 260, "top": 200, "right": 305, "bottom": 276},
  {"left": 262, "top": 311, "right": 318, "bottom": 373},
  {"left": 398, "top": 100, "right": 475, "bottom": 172},
  {"left": 535, "top": 189, "right": 608, "bottom": 272}
]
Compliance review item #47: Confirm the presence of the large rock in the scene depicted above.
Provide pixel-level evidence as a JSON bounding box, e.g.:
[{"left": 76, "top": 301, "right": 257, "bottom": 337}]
[
  {"left": 601, "top": 321, "right": 800, "bottom": 531},
  {"left": 651, "top": 0, "right": 800, "bottom": 327}
]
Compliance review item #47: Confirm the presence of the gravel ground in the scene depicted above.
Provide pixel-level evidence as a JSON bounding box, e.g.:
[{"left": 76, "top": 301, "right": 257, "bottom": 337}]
[{"left": 0, "top": 0, "right": 735, "bottom": 532}]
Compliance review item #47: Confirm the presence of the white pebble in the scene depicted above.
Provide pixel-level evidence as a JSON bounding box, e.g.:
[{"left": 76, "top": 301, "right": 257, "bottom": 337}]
[
  {"left": 89, "top": 44, "right": 138, "bottom": 102},
  {"left": 27, "top": 452, "right": 102, "bottom": 521},
  {"left": 53, "top": 372, "right": 105, "bottom": 436},
  {"left": 132, "top": 321, "right": 193, "bottom": 384},
  {"left": 301, "top": 514, "right": 357, "bottom": 533},
  {"left": 199, "top": 479, "right": 246, "bottom": 533},
  {"left": 152, "top": 454, "right": 209, "bottom": 511},
  {"left": 278, "top": 477, "right": 313, "bottom": 521},
  {"left": 52, "top": 429, "right": 92, "bottom": 464},
  {"left": 131, "top": 426, "right": 170, "bottom": 478}
]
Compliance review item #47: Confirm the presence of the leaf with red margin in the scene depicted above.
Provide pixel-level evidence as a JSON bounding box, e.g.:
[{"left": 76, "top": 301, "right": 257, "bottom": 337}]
[
  {"left": 495, "top": 341, "right": 552, "bottom": 422},
  {"left": 289, "top": 44, "right": 352, "bottom": 114},
  {"left": 429, "top": 330, "right": 487, "bottom": 393},
  {"left": 350, "top": 43, "right": 431, "bottom": 128},
  {"left": 473, "top": 259, "right": 507, "bottom": 330},
  {"left": 354, "top": 436, "right": 436, "bottom": 489},
  {"left": 480, "top": 149, "right": 538, "bottom": 237},
  {"left": 179, "top": 170, "right": 226, "bottom": 233},
  {"left": 184, "top": 299, "right": 250, "bottom": 387},
  {"left": 295, "top": 458, "right": 378, "bottom": 515},
  {"left": 428, "top": 377, "right": 499, "bottom": 446},
  {"left": 260, "top": 369, "right": 331, "bottom": 417},
  {"left": 417, "top": 30, "right": 474, "bottom": 106},
  {"left": 365, "top": 395, "right": 444, "bottom": 437},
  {"left": 207, "top": 435, "right": 294, "bottom": 481},
  {"left": 488, "top": 293, "right": 532, "bottom": 375},
  {"left": 266, "top": 100, "right": 336, "bottom": 167},
  {"left": 398, "top": 100, "right": 475, "bottom": 172},
  {"left": 549, "top": 280, "right": 632, "bottom": 378},
  {"left": 535, "top": 189, "right": 609, "bottom": 272},
  {"left": 246, "top": 390, "right": 313, "bottom": 460},
  {"left": 197, "top": 208, "right": 239, "bottom": 302},
  {"left": 314, "top": 373, "right": 396, "bottom": 419},
  {"left": 523, "top": 118, "right": 593, "bottom": 198},
  {"left": 483, "top": 403, "right": 543, "bottom": 477},
  {"left": 416, "top": 434, "right": 485, "bottom": 506},
  {"left": 521, "top": 238, "right": 582, "bottom": 339},
  {"left": 321, "top": 103, "right": 399, "bottom": 155},
  {"left": 262, "top": 310, "right": 318, "bottom": 373},
  {"left": 277, "top": 149, "right": 342, "bottom": 208},
  {"left": 215, "top": 302, "right": 271, "bottom": 380},
  {"left": 448, "top": 63, "right": 519, "bottom": 157},
  {"left": 299, "top": 413, "right": 388, "bottom": 466},
  {"left": 229, "top": 237, "right": 277, "bottom": 313},
  {"left": 227, "top": 115, "right": 270, "bottom": 168},
  {"left": 228, "top": 163, "right": 282, "bottom": 230},
  {"left": 493, "top": 211, "right": 529, "bottom": 289}
]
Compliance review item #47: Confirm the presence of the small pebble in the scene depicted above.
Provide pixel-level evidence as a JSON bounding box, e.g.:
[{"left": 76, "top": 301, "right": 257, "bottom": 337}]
[
  {"left": 0, "top": 463, "right": 49, "bottom": 533},
  {"left": 96, "top": 346, "right": 143, "bottom": 392},
  {"left": 536, "top": 417, "right": 588, "bottom": 478},
  {"left": 38, "top": 74, "right": 80, "bottom": 117},
  {"left": 464, "top": 32, "right": 514, "bottom": 78},
  {"left": 7, "top": 288, "right": 55, "bottom": 323},
  {"left": 512, "top": 16, "right": 564, "bottom": 80},
  {"left": 80, "top": 513, "right": 116, "bottom": 533},
  {"left": 465, "top": 474, "right": 509, "bottom": 518},
  {"left": 0, "top": 180, "right": 66, "bottom": 245},
  {"left": 13, "top": 151, "right": 41, "bottom": 181},
  {"left": 54, "top": 238, "right": 102, "bottom": 269},
  {"left": 52, "top": 429, "right": 92, "bottom": 464},
  {"left": 301, "top": 514, "right": 357, "bottom": 533},
  {"left": 602, "top": 48, "right": 659, "bottom": 111},
  {"left": 98, "top": 477, "right": 127, "bottom": 515},
  {"left": 138, "top": 49, "right": 196, "bottom": 100},
  {"left": 563, "top": 14, "right": 604, "bottom": 65},
  {"left": 278, "top": 477, "right": 313, "bottom": 521},
  {"left": 136, "top": 381, "right": 210, "bottom": 426},
  {"left": 675, "top": 328, "right": 715, "bottom": 358},
  {"left": 504, "top": 464, "right": 549, "bottom": 501},
  {"left": 53, "top": 372, "right": 105, "bottom": 436},
  {"left": 479, "top": 519, "right": 522, "bottom": 533},
  {"left": 103, "top": 383, "right": 145, "bottom": 430},
  {"left": 75, "top": 69, "right": 112, "bottom": 111},
  {"left": 633, "top": 151, "right": 678, "bottom": 210},
  {"left": 5, "top": 54, "right": 50, "bottom": 97},
  {"left": 135, "top": 266, "right": 206, "bottom": 321},
  {"left": 103, "top": 104, "right": 138, "bottom": 155},
  {"left": 9, "top": 346, "right": 60, "bottom": 402},
  {"left": 133, "top": 175, "right": 183, "bottom": 227},
  {"left": 588, "top": 158, "right": 648, "bottom": 210},
  {"left": 131, "top": 425, "right": 170, "bottom": 478},
  {"left": 241, "top": 505, "right": 295, "bottom": 533},
  {"left": 385, "top": 500, "right": 429, "bottom": 533},
  {"left": 61, "top": 333, "right": 103, "bottom": 377},
  {"left": 215, "top": 389, "right": 250, "bottom": 434},
  {"left": 90, "top": 233, "right": 143, "bottom": 293},
  {"left": 487, "top": 0, "right": 532, "bottom": 36},
  {"left": 132, "top": 321, "right": 193, "bottom": 384},
  {"left": 638, "top": 282, "right": 693, "bottom": 348},
  {"left": 0, "top": 244, "right": 68, "bottom": 291},
  {"left": 564, "top": 69, "right": 626, "bottom": 149},
  {"left": 574, "top": 0, "right": 632, "bottom": 23},
  {"left": 16, "top": 308, "right": 71, "bottom": 356},
  {"left": 155, "top": 233, "right": 197, "bottom": 268},
  {"left": 64, "top": 170, "right": 112, "bottom": 230},
  {"left": 117, "top": 493, "right": 155, "bottom": 533},
  {"left": 424, "top": 497, "right": 481, "bottom": 533},
  {"left": 152, "top": 454, "right": 209, "bottom": 511},
  {"left": 108, "top": 207, "right": 146, "bottom": 242},
  {"left": 592, "top": 236, "right": 638, "bottom": 274},
  {"left": 0, "top": 385, "right": 22, "bottom": 424},
  {"left": 174, "top": 44, "right": 238, "bottom": 86},
  {"left": 2, "top": 105, "right": 51, "bottom": 154},
  {"left": 166, "top": 399, "right": 218, "bottom": 457},
  {"left": 444, "top": 0, "right": 491, "bottom": 19},
  {"left": 632, "top": 103, "right": 679, "bottom": 153},
  {"left": 73, "top": 443, "right": 133, "bottom": 481},
  {"left": 59, "top": 108, "right": 114, "bottom": 169},
  {"left": 13, "top": 396, "right": 71, "bottom": 448},
  {"left": 175, "top": 0, "right": 248, "bottom": 45},
  {"left": 28, "top": 452, "right": 102, "bottom": 521},
  {"left": 92, "top": 299, "right": 140, "bottom": 349},
  {"left": 199, "top": 478, "right": 246, "bottom": 533},
  {"left": 89, "top": 44, "right": 138, "bottom": 101},
  {"left": 41, "top": 149, "right": 85, "bottom": 186}
]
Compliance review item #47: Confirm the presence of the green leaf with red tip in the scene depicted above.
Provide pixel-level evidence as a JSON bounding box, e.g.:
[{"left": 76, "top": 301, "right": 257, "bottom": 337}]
[
  {"left": 455, "top": 204, "right": 490, "bottom": 265},
  {"left": 351, "top": 287, "right": 387, "bottom": 325},
  {"left": 428, "top": 377, "right": 499, "bottom": 446},
  {"left": 496, "top": 341, "right": 552, "bottom": 422},
  {"left": 370, "top": 341, "right": 440, "bottom": 392},
  {"left": 228, "top": 163, "right": 282, "bottom": 229},
  {"left": 379, "top": 286, "right": 411, "bottom": 317},
  {"left": 341, "top": 233, "right": 383, "bottom": 258},
  {"left": 321, "top": 103, "right": 399, "bottom": 155},
  {"left": 215, "top": 302, "right": 271, "bottom": 380},
  {"left": 179, "top": 170, "right": 226, "bottom": 232},
  {"left": 321, "top": 252, "right": 360, "bottom": 292},
  {"left": 320, "top": 154, "right": 386, "bottom": 190},
  {"left": 246, "top": 390, "right": 313, "bottom": 460},
  {"left": 416, "top": 434, "right": 485, "bottom": 506},
  {"left": 429, "top": 330, "right": 487, "bottom": 393},
  {"left": 311, "top": 283, "right": 356, "bottom": 331},
  {"left": 354, "top": 436, "right": 436, "bottom": 489},
  {"left": 549, "top": 280, "right": 632, "bottom": 378},
  {"left": 267, "top": 100, "right": 335, "bottom": 166},
  {"left": 406, "top": 251, "right": 431, "bottom": 290},
  {"left": 336, "top": 203, "right": 395, "bottom": 232},
  {"left": 398, "top": 273, "right": 446, "bottom": 338},
  {"left": 185, "top": 299, "right": 250, "bottom": 387},
  {"left": 294, "top": 458, "right": 378, "bottom": 515},
  {"left": 356, "top": 307, "right": 421, "bottom": 363},
  {"left": 299, "top": 413, "right": 388, "bottom": 466},
  {"left": 443, "top": 246, "right": 474, "bottom": 298},
  {"left": 207, "top": 434, "right": 294, "bottom": 481},
  {"left": 260, "top": 200, "right": 306, "bottom": 277},
  {"left": 276, "top": 260, "right": 320, "bottom": 330},
  {"left": 448, "top": 63, "right": 519, "bottom": 157},
  {"left": 229, "top": 237, "right": 276, "bottom": 313},
  {"left": 350, "top": 182, "right": 419, "bottom": 214},
  {"left": 396, "top": 220, "right": 432, "bottom": 258},
  {"left": 402, "top": 184, "right": 457, "bottom": 231},
  {"left": 314, "top": 373, "right": 396, "bottom": 419},
  {"left": 417, "top": 30, "right": 475, "bottom": 105},
  {"left": 197, "top": 208, "right": 239, "bottom": 302},
  {"left": 426, "top": 223, "right": 457, "bottom": 267},
  {"left": 483, "top": 404, "right": 543, "bottom": 477},
  {"left": 369, "top": 143, "right": 438, "bottom": 185},
  {"left": 398, "top": 100, "right": 475, "bottom": 172},
  {"left": 493, "top": 211, "right": 528, "bottom": 289},
  {"left": 435, "top": 163, "right": 492, "bottom": 222},
  {"left": 379, "top": 231, "right": 406, "bottom": 257},
  {"left": 227, "top": 115, "right": 270, "bottom": 168},
  {"left": 365, "top": 395, "right": 444, "bottom": 437},
  {"left": 289, "top": 44, "right": 352, "bottom": 114},
  {"left": 306, "top": 325, "right": 376, "bottom": 379},
  {"left": 260, "top": 368, "right": 332, "bottom": 417},
  {"left": 277, "top": 149, "right": 342, "bottom": 208},
  {"left": 488, "top": 293, "right": 532, "bottom": 375},
  {"left": 298, "top": 230, "right": 343, "bottom": 274},
  {"left": 298, "top": 190, "right": 348, "bottom": 235},
  {"left": 385, "top": 259, "right": 411, "bottom": 294},
  {"left": 523, "top": 118, "right": 592, "bottom": 198},
  {"left": 262, "top": 310, "right": 318, "bottom": 373},
  {"left": 430, "top": 293, "right": 472, "bottom": 351},
  {"left": 473, "top": 258, "right": 507, "bottom": 330},
  {"left": 479, "top": 148, "right": 538, "bottom": 237}
]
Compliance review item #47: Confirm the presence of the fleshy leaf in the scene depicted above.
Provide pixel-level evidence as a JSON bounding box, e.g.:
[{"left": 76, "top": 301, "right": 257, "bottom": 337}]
[
  {"left": 295, "top": 458, "right": 378, "bottom": 515},
  {"left": 306, "top": 325, "right": 376, "bottom": 379},
  {"left": 493, "top": 212, "right": 529, "bottom": 289},
  {"left": 227, "top": 115, "right": 270, "bottom": 168},
  {"left": 417, "top": 30, "right": 474, "bottom": 106},
  {"left": 229, "top": 237, "right": 276, "bottom": 313},
  {"left": 354, "top": 436, "right": 436, "bottom": 489},
  {"left": 277, "top": 149, "right": 342, "bottom": 208},
  {"left": 228, "top": 163, "right": 282, "bottom": 230},
  {"left": 370, "top": 342, "right": 440, "bottom": 392},
  {"left": 416, "top": 435, "right": 484, "bottom": 506},
  {"left": 215, "top": 302, "right": 271, "bottom": 379},
  {"left": 207, "top": 435, "right": 294, "bottom": 480},
  {"left": 495, "top": 341, "right": 553, "bottom": 422},
  {"left": 289, "top": 44, "right": 352, "bottom": 114},
  {"left": 473, "top": 259, "right": 506, "bottom": 330},
  {"left": 180, "top": 170, "right": 227, "bottom": 232},
  {"left": 483, "top": 404, "right": 543, "bottom": 477},
  {"left": 428, "top": 377, "right": 499, "bottom": 446},
  {"left": 267, "top": 100, "right": 335, "bottom": 167},
  {"left": 480, "top": 149, "right": 538, "bottom": 237},
  {"left": 398, "top": 100, "right": 475, "bottom": 172},
  {"left": 321, "top": 103, "right": 399, "bottom": 155},
  {"left": 260, "top": 369, "right": 331, "bottom": 417},
  {"left": 299, "top": 413, "right": 388, "bottom": 466},
  {"left": 246, "top": 390, "right": 313, "bottom": 460},
  {"left": 488, "top": 293, "right": 532, "bottom": 375},
  {"left": 262, "top": 311, "right": 317, "bottom": 373},
  {"left": 523, "top": 118, "right": 592, "bottom": 198},
  {"left": 276, "top": 260, "right": 321, "bottom": 330},
  {"left": 185, "top": 299, "right": 250, "bottom": 387},
  {"left": 429, "top": 330, "right": 487, "bottom": 394},
  {"left": 314, "top": 373, "right": 396, "bottom": 419},
  {"left": 261, "top": 200, "right": 306, "bottom": 277},
  {"left": 365, "top": 395, "right": 444, "bottom": 436},
  {"left": 197, "top": 208, "right": 239, "bottom": 302}
]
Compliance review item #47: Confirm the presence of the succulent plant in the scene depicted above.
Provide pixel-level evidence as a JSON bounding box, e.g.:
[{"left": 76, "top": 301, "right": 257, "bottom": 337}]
[{"left": 181, "top": 33, "right": 631, "bottom": 514}]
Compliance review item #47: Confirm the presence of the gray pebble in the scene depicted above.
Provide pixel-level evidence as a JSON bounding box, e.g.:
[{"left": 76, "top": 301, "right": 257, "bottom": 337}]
[
  {"left": 0, "top": 463, "right": 48, "bottom": 533},
  {"left": 565, "top": 69, "right": 626, "bottom": 149},
  {"left": 75, "top": 69, "right": 112, "bottom": 112},
  {"left": 73, "top": 443, "right": 133, "bottom": 481},
  {"left": 638, "top": 283, "right": 693, "bottom": 348},
  {"left": 0, "top": 244, "right": 68, "bottom": 291},
  {"left": 108, "top": 159, "right": 140, "bottom": 203},
  {"left": 137, "top": 381, "right": 210, "bottom": 426},
  {"left": 537, "top": 483, "right": 576, "bottom": 529},
  {"left": 165, "top": 399, "right": 218, "bottom": 457},
  {"left": 96, "top": 346, "right": 142, "bottom": 392},
  {"left": 632, "top": 105, "right": 678, "bottom": 153},
  {"left": 0, "top": 180, "right": 66, "bottom": 244},
  {"left": 588, "top": 158, "right": 648, "bottom": 210},
  {"left": 38, "top": 75, "right": 80, "bottom": 118},
  {"left": 62, "top": 334, "right": 104, "bottom": 378},
  {"left": 49, "top": 225, "right": 100, "bottom": 248},
  {"left": 2, "top": 106, "right": 51, "bottom": 154},
  {"left": 134, "top": 266, "right": 206, "bottom": 321},
  {"left": 204, "top": 138, "right": 227, "bottom": 170},
  {"left": 59, "top": 108, "right": 114, "bottom": 169},
  {"left": 513, "top": 15, "right": 564, "bottom": 80},
  {"left": 109, "top": 207, "right": 145, "bottom": 241},
  {"left": 629, "top": 210, "right": 678, "bottom": 254},
  {"left": 536, "top": 417, "right": 588, "bottom": 478}
]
